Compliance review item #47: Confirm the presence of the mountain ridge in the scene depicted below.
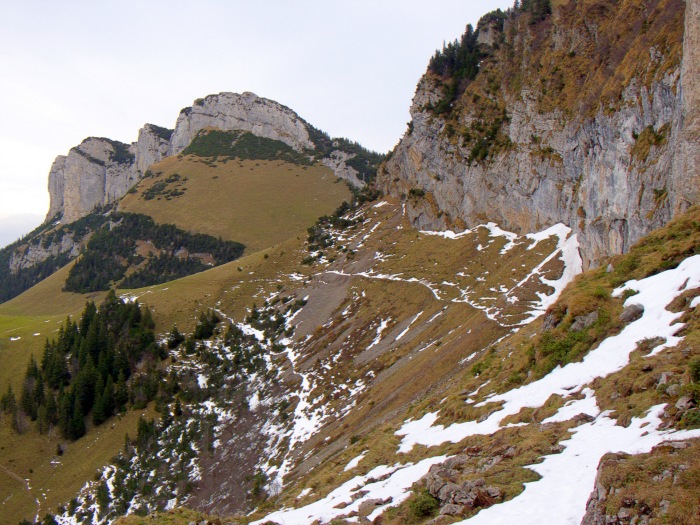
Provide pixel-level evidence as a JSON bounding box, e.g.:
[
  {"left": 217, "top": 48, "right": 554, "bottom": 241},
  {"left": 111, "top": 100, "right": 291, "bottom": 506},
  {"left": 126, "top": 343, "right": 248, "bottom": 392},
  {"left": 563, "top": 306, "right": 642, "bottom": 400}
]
[
  {"left": 1, "top": 1, "right": 700, "bottom": 524},
  {"left": 46, "top": 92, "right": 382, "bottom": 225}
]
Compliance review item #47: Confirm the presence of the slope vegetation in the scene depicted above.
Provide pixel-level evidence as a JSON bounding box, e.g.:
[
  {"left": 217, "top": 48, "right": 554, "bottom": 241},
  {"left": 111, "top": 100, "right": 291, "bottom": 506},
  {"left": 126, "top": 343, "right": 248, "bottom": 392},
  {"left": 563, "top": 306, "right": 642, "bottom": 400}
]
[{"left": 119, "top": 155, "right": 351, "bottom": 253}]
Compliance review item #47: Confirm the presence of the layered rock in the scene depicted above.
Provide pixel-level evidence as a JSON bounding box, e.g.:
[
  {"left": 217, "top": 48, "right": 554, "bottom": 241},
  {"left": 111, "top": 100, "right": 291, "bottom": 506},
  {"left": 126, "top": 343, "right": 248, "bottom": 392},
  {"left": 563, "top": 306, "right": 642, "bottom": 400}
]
[
  {"left": 135, "top": 124, "right": 172, "bottom": 175},
  {"left": 672, "top": 0, "right": 700, "bottom": 208},
  {"left": 45, "top": 92, "right": 371, "bottom": 225},
  {"left": 379, "top": 0, "right": 698, "bottom": 267},
  {"left": 168, "top": 92, "right": 315, "bottom": 154},
  {"left": 46, "top": 137, "right": 139, "bottom": 224},
  {"left": 9, "top": 234, "right": 81, "bottom": 273},
  {"left": 321, "top": 150, "right": 365, "bottom": 187}
]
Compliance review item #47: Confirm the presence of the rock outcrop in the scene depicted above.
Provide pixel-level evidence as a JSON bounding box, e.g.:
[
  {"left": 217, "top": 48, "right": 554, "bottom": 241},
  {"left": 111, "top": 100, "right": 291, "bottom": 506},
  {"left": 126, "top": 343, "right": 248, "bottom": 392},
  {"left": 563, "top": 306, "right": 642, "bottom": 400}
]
[
  {"left": 168, "top": 92, "right": 315, "bottom": 154},
  {"left": 379, "top": 0, "right": 698, "bottom": 267},
  {"left": 46, "top": 93, "right": 374, "bottom": 224},
  {"left": 672, "top": 0, "right": 700, "bottom": 209},
  {"left": 46, "top": 137, "right": 139, "bottom": 224},
  {"left": 9, "top": 234, "right": 81, "bottom": 273},
  {"left": 135, "top": 124, "right": 172, "bottom": 175}
]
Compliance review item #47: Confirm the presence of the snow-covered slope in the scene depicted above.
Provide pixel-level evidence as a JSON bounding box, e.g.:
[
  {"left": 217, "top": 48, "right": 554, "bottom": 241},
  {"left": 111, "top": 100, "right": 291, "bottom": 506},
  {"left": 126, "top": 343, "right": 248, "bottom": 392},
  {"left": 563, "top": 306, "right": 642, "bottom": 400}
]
[{"left": 49, "top": 199, "right": 700, "bottom": 525}]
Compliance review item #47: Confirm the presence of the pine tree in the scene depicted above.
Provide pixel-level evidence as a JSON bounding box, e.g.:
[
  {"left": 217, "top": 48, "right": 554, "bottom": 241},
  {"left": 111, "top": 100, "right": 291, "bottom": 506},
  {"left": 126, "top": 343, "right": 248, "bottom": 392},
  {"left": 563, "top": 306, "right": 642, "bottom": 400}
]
[
  {"left": 92, "top": 375, "right": 106, "bottom": 426},
  {"left": 102, "top": 375, "right": 115, "bottom": 419},
  {"left": 45, "top": 390, "right": 58, "bottom": 427},
  {"left": 115, "top": 370, "right": 128, "bottom": 412},
  {"left": 58, "top": 387, "right": 72, "bottom": 438},
  {"left": 70, "top": 396, "right": 86, "bottom": 440},
  {"left": 20, "top": 379, "right": 37, "bottom": 421}
]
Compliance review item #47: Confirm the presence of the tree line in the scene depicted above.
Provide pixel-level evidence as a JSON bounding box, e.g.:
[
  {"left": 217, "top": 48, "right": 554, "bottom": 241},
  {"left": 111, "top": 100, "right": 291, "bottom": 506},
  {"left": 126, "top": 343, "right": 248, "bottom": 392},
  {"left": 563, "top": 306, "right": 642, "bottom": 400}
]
[{"left": 1, "top": 292, "right": 164, "bottom": 440}]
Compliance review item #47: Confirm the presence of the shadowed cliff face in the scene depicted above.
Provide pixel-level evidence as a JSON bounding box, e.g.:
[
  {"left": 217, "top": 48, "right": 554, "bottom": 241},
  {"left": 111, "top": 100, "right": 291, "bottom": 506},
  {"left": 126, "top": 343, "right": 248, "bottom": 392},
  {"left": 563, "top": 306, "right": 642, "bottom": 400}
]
[{"left": 379, "top": 0, "right": 698, "bottom": 268}]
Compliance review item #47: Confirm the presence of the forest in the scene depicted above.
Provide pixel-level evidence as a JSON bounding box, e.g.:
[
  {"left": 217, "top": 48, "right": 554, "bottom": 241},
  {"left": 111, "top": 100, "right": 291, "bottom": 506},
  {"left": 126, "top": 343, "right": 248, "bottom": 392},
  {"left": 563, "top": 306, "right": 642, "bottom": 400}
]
[
  {"left": 64, "top": 212, "right": 245, "bottom": 293},
  {"left": 1, "top": 292, "right": 162, "bottom": 440}
]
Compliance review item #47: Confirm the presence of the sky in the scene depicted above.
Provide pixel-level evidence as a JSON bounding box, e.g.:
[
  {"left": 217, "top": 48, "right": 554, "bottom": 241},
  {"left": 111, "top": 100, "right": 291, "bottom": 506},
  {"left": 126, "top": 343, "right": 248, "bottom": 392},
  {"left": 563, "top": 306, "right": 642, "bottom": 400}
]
[{"left": 0, "top": 0, "right": 514, "bottom": 246}]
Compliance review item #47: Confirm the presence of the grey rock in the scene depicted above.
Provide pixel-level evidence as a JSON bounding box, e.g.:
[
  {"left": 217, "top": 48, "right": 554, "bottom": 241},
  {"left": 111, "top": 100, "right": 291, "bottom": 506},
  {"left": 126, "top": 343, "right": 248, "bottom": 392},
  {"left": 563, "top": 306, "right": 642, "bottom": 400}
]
[
  {"left": 657, "top": 372, "right": 672, "bottom": 386},
  {"left": 571, "top": 310, "right": 599, "bottom": 331},
  {"left": 439, "top": 503, "right": 465, "bottom": 516},
  {"left": 9, "top": 233, "right": 81, "bottom": 273},
  {"left": 443, "top": 455, "right": 470, "bottom": 470},
  {"left": 357, "top": 497, "right": 391, "bottom": 516},
  {"left": 322, "top": 150, "right": 365, "bottom": 187},
  {"left": 45, "top": 92, "right": 366, "bottom": 225},
  {"left": 618, "top": 507, "right": 632, "bottom": 521},
  {"left": 542, "top": 311, "right": 560, "bottom": 331},
  {"left": 666, "top": 384, "right": 681, "bottom": 396},
  {"left": 46, "top": 137, "right": 139, "bottom": 224},
  {"left": 675, "top": 394, "right": 695, "bottom": 411},
  {"left": 620, "top": 304, "right": 644, "bottom": 323},
  {"left": 169, "top": 92, "right": 314, "bottom": 155},
  {"left": 378, "top": 0, "right": 700, "bottom": 269}
]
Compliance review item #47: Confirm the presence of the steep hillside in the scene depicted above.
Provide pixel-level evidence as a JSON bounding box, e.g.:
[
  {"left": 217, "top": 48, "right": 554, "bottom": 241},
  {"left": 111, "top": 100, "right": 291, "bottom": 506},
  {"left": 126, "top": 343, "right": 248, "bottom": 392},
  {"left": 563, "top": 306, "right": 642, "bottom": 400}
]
[
  {"left": 379, "top": 0, "right": 699, "bottom": 267},
  {"left": 17, "top": 198, "right": 695, "bottom": 525},
  {"left": 0, "top": 134, "right": 352, "bottom": 304},
  {"left": 3, "top": 2, "right": 700, "bottom": 524},
  {"left": 118, "top": 146, "right": 351, "bottom": 253}
]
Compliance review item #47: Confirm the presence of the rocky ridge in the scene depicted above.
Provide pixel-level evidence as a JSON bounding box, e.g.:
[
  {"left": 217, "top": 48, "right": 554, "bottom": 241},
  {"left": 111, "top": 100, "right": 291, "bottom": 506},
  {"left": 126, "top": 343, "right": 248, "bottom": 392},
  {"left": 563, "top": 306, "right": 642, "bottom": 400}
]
[
  {"left": 46, "top": 93, "right": 375, "bottom": 225},
  {"left": 379, "top": 0, "right": 699, "bottom": 267}
]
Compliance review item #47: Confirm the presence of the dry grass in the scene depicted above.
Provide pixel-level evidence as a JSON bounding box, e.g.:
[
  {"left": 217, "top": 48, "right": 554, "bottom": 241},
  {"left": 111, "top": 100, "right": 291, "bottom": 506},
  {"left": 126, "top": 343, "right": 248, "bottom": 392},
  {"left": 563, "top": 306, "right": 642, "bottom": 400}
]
[
  {"left": 119, "top": 156, "right": 351, "bottom": 253},
  {"left": 0, "top": 406, "right": 155, "bottom": 524},
  {"left": 594, "top": 439, "right": 700, "bottom": 525}
]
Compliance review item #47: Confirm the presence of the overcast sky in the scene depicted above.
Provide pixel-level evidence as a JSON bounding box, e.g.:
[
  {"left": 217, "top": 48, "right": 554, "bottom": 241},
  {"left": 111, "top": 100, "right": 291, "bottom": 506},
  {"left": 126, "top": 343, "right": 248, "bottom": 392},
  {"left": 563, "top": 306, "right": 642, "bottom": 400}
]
[{"left": 0, "top": 0, "right": 514, "bottom": 245}]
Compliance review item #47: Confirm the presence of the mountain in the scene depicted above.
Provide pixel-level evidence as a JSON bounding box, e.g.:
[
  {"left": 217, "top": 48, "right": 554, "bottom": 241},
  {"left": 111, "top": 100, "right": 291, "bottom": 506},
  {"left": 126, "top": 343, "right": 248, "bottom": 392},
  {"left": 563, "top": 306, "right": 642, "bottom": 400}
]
[
  {"left": 0, "top": 94, "right": 381, "bottom": 305},
  {"left": 379, "top": 0, "right": 699, "bottom": 268},
  {"left": 1, "top": 1, "right": 699, "bottom": 525},
  {"left": 46, "top": 92, "right": 382, "bottom": 225}
]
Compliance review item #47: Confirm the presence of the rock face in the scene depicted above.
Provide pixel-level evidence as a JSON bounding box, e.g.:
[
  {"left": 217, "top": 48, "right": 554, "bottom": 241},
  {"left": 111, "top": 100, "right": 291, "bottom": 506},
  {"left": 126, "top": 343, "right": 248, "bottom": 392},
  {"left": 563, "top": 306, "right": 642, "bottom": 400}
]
[
  {"left": 168, "top": 92, "right": 315, "bottom": 154},
  {"left": 45, "top": 92, "right": 370, "bottom": 224},
  {"left": 46, "top": 137, "right": 139, "bottom": 223},
  {"left": 135, "top": 124, "right": 172, "bottom": 175},
  {"left": 379, "top": 0, "right": 699, "bottom": 267},
  {"left": 322, "top": 150, "right": 365, "bottom": 187},
  {"left": 9, "top": 234, "right": 81, "bottom": 273},
  {"left": 672, "top": 0, "right": 700, "bottom": 209},
  {"left": 422, "top": 458, "right": 502, "bottom": 517}
]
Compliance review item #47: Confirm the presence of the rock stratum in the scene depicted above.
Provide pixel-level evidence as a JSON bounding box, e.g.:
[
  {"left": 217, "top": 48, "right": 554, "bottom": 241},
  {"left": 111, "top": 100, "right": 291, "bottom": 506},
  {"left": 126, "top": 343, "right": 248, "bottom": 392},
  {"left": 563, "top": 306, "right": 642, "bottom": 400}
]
[
  {"left": 46, "top": 92, "right": 374, "bottom": 224},
  {"left": 379, "top": 0, "right": 700, "bottom": 267}
]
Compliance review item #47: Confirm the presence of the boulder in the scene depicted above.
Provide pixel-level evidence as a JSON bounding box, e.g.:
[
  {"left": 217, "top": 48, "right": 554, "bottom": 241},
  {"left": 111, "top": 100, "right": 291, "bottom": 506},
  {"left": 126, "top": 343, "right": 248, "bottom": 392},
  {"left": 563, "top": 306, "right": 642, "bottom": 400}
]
[
  {"left": 620, "top": 304, "right": 644, "bottom": 323},
  {"left": 570, "top": 311, "right": 599, "bottom": 331}
]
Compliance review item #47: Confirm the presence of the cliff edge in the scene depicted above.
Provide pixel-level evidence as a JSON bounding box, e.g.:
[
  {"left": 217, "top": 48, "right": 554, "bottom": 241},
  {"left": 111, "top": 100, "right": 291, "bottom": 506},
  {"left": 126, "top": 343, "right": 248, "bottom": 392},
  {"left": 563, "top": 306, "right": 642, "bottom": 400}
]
[{"left": 378, "top": 0, "right": 698, "bottom": 267}]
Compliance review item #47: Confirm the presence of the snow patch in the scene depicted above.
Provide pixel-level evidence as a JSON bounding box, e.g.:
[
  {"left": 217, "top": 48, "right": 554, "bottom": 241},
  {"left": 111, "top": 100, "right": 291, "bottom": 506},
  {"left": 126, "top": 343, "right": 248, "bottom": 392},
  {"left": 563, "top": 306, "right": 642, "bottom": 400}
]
[
  {"left": 343, "top": 450, "right": 368, "bottom": 471},
  {"left": 397, "top": 255, "right": 700, "bottom": 452}
]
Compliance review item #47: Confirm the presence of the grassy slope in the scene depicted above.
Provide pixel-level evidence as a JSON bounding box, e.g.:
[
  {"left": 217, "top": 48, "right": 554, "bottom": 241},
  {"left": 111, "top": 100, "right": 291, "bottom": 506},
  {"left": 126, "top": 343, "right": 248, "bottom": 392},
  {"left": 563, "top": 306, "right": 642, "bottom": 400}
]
[
  {"left": 20, "top": 202, "right": 700, "bottom": 525},
  {"left": 238, "top": 206, "right": 700, "bottom": 525},
  {"left": 4, "top": 178, "right": 699, "bottom": 524},
  {"left": 0, "top": 155, "right": 351, "bottom": 522},
  {"left": 119, "top": 156, "right": 351, "bottom": 253}
]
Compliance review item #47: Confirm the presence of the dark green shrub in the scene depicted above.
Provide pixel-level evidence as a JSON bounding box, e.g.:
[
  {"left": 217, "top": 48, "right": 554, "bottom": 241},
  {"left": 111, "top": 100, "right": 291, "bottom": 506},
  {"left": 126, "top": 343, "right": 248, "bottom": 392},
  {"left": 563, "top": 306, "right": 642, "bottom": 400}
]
[{"left": 408, "top": 489, "right": 440, "bottom": 519}]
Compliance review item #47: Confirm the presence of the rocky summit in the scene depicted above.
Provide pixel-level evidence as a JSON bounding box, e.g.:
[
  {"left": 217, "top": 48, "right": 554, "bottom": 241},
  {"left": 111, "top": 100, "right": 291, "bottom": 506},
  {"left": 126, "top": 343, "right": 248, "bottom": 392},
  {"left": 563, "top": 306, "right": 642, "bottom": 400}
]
[{"left": 1, "top": 1, "right": 700, "bottom": 525}]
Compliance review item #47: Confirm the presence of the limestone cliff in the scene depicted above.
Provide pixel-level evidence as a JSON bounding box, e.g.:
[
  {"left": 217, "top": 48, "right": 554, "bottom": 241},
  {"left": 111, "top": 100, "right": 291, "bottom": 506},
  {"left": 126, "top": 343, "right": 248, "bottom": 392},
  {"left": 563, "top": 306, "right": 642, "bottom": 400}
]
[
  {"left": 46, "top": 122, "right": 178, "bottom": 224},
  {"left": 168, "top": 92, "right": 315, "bottom": 154},
  {"left": 46, "top": 137, "right": 139, "bottom": 224},
  {"left": 46, "top": 93, "right": 377, "bottom": 224},
  {"left": 379, "top": 0, "right": 697, "bottom": 267}
]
